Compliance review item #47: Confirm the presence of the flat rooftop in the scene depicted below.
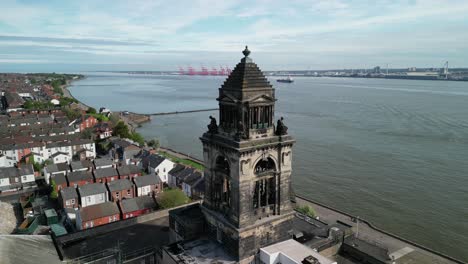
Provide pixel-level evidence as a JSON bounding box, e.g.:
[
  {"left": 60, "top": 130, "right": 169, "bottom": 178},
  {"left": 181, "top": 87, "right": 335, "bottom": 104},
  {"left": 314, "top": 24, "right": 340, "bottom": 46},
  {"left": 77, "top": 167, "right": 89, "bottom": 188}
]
[
  {"left": 164, "top": 238, "right": 236, "bottom": 264},
  {"left": 260, "top": 239, "right": 336, "bottom": 264}
]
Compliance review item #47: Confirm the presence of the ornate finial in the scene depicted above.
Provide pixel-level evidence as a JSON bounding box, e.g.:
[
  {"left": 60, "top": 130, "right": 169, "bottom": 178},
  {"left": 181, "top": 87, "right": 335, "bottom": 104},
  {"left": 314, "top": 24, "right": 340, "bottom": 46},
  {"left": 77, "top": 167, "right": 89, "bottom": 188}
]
[{"left": 242, "top": 46, "right": 250, "bottom": 57}]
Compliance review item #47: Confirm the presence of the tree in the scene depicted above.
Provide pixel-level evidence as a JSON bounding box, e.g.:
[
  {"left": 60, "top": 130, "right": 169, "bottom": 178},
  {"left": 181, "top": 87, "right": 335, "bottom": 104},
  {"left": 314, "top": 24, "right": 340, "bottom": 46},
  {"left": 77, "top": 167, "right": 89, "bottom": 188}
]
[
  {"left": 113, "top": 121, "right": 131, "bottom": 138},
  {"left": 50, "top": 179, "right": 58, "bottom": 199},
  {"left": 147, "top": 139, "right": 160, "bottom": 149},
  {"left": 108, "top": 113, "right": 120, "bottom": 126},
  {"left": 296, "top": 205, "right": 315, "bottom": 218},
  {"left": 131, "top": 132, "right": 145, "bottom": 146},
  {"left": 157, "top": 189, "right": 190, "bottom": 209},
  {"left": 27, "top": 155, "right": 42, "bottom": 172},
  {"left": 63, "top": 107, "right": 82, "bottom": 120},
  {"left": 86, "top": 107, "right": 97, "bottom": 114},
  {"left": 81, "top": 128, "right": 93, "bottom": 139}
]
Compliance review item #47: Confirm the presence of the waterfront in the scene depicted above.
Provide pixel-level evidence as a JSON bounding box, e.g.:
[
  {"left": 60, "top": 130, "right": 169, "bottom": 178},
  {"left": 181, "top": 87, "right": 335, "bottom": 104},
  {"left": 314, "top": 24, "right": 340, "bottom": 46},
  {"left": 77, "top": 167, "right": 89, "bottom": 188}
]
[{"left": 69, "top": 73, "right": 468, "bottom": 261}]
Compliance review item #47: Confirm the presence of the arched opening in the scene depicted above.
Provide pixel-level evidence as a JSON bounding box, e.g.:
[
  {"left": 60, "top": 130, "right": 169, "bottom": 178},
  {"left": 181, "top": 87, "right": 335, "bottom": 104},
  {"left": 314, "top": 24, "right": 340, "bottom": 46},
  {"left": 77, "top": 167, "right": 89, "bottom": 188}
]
[
  {"left": 252, "top": 157, "right": 277, "bottom": 211},
  {"left": 254, "top": 157, "right": 275, "bottom": 174},
  {"left": 213, "top": 156, "right": 231, "bottom": 209},
  {"left": 215, "top": 156, "right": 230, "bottom": 175}
]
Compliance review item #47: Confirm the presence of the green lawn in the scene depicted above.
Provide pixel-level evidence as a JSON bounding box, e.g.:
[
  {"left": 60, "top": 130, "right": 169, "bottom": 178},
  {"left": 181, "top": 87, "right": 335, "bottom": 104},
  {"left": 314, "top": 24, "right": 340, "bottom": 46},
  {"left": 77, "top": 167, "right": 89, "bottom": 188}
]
[{"left": 158, "top": 151, "right": 204, "bottom": 171}]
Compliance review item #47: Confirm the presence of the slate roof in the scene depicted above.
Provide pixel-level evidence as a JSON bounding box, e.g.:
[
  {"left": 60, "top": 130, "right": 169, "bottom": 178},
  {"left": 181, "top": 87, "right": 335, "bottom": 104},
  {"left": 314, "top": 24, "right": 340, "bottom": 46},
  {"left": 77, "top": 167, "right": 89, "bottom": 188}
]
[
  {"left": 45, "top": 162, "right": 69, "bottom": 174},
  {"left": 79, "top": 202, "right": 120, "bottom": 222},
  {"left": 56, "top": 162, "right": 70, "bottom": 171},
  {"left": 78, "top": 183, "right": 107, "bottom": 197},
  {"left": 0, "top": 167, "right": 18, "bottom": 179},
  {"left": 51, "top": 173, "right": 67, "bottom": 185},
  {"left": 93, "top": 158, "right": 114, "bottom": 168},
  {"left": 60, "top": 187, "right": 77, "bottom": 200},
  {"left": 146, "top": 154, "right": 166, "bottom": 168},
  {"left": 193, "top": 178, "right": 205, "bottom": 193},
  {"left": 67, "top": 171, "right": 93, "bottom": 182},
  {"left": 120, "top": 196, "right": 156, "bottom": 213},
  {"left": 220, "top": 51, "right": 272, "bottom": 92},
  {"left": 117, "top": 164, "right": 141, "bottom": 176},
  {"left": 93, "top": 167, "right": 118, "bottom": 179},
  {"left": 70, "top": 160, "right": 92, "bottom": 171},
  {"left": 168, "top": 164, "right": 185, "bottom": 176},
  {"left": 172, "top": 167, "right": 196, "bottom": 182},
  {"left": 133, "top": 173, "right": 160, "bottom": 187},
  {"left": 50, "top": 152, "right": 68, "bottom": 158},
  {"left": 18, "top": 164, "right": 34, "bottom": 175},
  {"left": 183, "top": 171, "right": 202, "bottom": 186},
  {"left": 107, "top": 178, "right": 133, "bottom": 192}
]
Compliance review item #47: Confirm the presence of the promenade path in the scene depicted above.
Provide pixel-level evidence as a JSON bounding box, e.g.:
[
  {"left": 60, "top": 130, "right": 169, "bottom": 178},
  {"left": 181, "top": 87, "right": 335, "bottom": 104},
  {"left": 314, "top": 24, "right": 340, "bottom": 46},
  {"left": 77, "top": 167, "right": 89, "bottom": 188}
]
[{"left": 296, "top": 196, "right": 464, "bottom": 264}]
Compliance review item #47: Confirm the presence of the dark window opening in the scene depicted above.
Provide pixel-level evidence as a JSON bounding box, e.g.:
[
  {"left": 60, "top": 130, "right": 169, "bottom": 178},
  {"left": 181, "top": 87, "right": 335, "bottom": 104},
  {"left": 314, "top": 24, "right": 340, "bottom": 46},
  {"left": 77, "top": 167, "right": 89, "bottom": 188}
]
[
  {"left": 252, "top": 177, "right": 276, "bottom": 209},
  {"left": 255, "top": 157, "right": 275, "bottom": 174},
  {"left": 216, "top": 156, "right": 230, "bottom": 175}
]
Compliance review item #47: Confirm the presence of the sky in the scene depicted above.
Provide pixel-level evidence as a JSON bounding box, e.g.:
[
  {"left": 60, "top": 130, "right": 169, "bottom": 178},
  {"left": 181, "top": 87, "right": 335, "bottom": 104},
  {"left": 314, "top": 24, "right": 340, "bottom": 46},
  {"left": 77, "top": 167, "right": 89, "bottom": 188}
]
[{"left": 0, "top": 0, "right": 467, "bottom": 72}]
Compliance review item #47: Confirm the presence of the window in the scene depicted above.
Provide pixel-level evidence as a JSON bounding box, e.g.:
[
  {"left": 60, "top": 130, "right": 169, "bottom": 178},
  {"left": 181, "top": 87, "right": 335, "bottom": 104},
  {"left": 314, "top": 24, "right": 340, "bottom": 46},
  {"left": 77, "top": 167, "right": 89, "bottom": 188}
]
[
  {"left": 87, "top": 197, "right": 91, "bottom": 203},
  {"left": 71, "top": 199, "right": 75, "bottom": 205},
  {"left": 127, "top": 190, "right": 131, "bottom": 196},
  {"left": 66, "top": 200, "right": 70, "bottom": 206}
]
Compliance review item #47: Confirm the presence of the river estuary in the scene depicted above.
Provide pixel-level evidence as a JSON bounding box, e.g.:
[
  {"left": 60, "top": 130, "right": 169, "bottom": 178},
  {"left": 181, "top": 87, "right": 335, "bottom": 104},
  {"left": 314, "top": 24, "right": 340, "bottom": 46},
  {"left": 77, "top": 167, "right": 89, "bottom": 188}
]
[{"left": 69, "top": 73, "right": 468, "bottom": 261}]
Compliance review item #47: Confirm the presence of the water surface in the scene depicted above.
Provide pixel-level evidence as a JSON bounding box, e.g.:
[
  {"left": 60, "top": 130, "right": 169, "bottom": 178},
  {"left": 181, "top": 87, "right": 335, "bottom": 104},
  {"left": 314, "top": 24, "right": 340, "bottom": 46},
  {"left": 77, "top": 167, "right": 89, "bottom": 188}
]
[{"left": 70, "top": 73, "right": 468, "bottom": 261}]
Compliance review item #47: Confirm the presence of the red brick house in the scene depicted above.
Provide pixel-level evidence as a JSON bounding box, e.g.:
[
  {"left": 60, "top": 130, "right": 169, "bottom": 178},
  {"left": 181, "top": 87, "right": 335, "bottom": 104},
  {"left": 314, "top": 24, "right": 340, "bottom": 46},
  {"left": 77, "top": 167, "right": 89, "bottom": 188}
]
[
  {"left": 59, "top": 187, "right": 78, "bottom": 209},
  {"left": 93, "top": 167, "right": 119, "bottom": 183},
  {"left": 119, "top": 196, "right": 156, "bottom": 219},
  {"left": 106, "top": 179, "right": 134, "bottom": 202},
  {"left": 67, "top": 171, "right": 94, "bottom": 188},
  {"left": 117, "top": 164, "right": 142, "bottom": 180},
  {"left": 76, "top": 202, "right": 120, "bottom": 230},
  {"left": 76, "top": 115, "right": 98, "bottom": 132},
  {"left": 133, "top": 173, "right": 162, "bottom": 197}
]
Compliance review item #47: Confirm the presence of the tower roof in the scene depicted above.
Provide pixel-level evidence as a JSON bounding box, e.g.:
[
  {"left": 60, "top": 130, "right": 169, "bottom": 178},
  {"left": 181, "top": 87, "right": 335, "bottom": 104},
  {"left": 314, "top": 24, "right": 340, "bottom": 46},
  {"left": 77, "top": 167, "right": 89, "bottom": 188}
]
[{"left": 220, "top": 46, "right": 273, "bottom": 92}]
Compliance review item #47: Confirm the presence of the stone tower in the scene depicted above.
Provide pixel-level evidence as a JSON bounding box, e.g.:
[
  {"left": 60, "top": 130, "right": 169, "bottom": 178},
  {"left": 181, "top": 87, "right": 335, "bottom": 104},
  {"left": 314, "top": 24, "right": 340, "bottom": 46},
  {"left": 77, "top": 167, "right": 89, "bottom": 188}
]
[{"left": 200, "top": 46, "right": 295, "bottom": 262}]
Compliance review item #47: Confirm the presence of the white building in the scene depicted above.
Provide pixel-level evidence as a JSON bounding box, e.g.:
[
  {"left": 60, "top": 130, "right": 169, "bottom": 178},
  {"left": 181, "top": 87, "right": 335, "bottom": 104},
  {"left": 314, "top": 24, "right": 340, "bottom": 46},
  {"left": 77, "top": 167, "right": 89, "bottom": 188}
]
[
  {"left": 50, "top": 99, "right": 60, "bottom": 105},
  {"left": 0, "top": 139, "right": 96, "bottom": 166},
  {"left": 0, "top": 155, "right": 16, "bottom": 168},
  {"left": 260, "top": 239, "right": 336, "bottom": 264},
  {"left": 19, "top": 165, "right": 36, "bottom": 188},
  {"left": 145, "top": 154, "right": 175, "bottom": 183},
  {"left": 78, "top": 183, "right": 108, "bottom": 207},
  {"left": 50, "top": 152, "right": 70, "bottom": 164}
]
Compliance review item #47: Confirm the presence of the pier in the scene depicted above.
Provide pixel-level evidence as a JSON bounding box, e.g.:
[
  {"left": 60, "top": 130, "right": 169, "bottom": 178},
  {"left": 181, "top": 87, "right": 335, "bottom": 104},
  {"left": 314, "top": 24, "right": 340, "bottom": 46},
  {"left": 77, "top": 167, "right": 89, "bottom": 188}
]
[{"left": 146, "top": 108, "right": 218, "bottom": 116}]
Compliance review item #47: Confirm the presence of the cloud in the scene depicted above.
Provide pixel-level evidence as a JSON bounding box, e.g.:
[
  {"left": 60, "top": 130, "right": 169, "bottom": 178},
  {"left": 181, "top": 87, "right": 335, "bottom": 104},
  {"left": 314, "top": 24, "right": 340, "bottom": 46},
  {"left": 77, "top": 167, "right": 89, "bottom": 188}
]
[{"left": 0, "top": 0, "right": 467, "bottom": 69}]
